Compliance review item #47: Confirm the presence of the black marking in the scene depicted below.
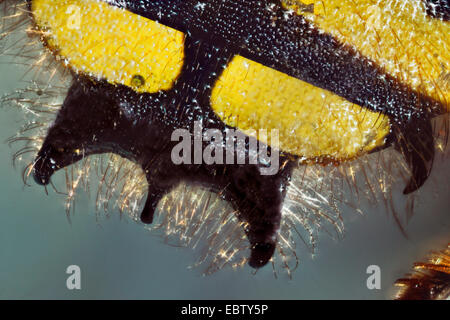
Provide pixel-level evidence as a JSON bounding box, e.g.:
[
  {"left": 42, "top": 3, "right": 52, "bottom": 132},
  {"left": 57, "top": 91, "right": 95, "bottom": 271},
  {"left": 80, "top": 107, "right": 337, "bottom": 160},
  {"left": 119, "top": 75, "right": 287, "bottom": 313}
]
[
  {"left": 423, "top": 0, "right": 450, "bottom": 21},
  {"left": 112, "top": 1, "right": 444, "bottom": 190},
  {"left": 120, "top": 1, "right": 444, "bottom": 118}
]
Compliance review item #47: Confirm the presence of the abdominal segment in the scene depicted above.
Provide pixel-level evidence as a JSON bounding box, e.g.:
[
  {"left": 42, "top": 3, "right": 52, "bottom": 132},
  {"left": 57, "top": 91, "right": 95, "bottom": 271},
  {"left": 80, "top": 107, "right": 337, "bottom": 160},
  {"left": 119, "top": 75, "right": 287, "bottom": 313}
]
[{"left": 28, "top": 0, "right": 449, "bottom": 268}]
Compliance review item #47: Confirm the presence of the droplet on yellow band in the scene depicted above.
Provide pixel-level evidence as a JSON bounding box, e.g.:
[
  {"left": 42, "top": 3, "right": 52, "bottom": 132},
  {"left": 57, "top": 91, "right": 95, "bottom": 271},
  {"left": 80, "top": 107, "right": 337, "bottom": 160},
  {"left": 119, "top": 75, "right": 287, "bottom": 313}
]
[
  {"left": 32, "top": 0, "right": 185, "bottom": 93},
  {"left": 283, "top": 0, "right": 450, "bottom": 110},
  {"left": 211, "top": 56, "right": 390, "bottom": 160}
]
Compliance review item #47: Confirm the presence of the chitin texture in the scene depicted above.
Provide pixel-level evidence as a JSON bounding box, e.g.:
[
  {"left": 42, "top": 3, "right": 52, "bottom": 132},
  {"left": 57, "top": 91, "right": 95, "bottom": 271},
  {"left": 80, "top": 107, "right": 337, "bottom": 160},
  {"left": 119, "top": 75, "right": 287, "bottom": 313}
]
[{"left": 0, "top": 0, "right": 449, "bottom": 274}]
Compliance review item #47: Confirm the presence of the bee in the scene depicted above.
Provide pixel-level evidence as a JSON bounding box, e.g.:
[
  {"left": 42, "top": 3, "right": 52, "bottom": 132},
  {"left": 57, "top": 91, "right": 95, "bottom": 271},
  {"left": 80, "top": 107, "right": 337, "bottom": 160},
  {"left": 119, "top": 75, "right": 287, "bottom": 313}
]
[{"left": 1, "top": 0, "right": 448, "bottom": 273}]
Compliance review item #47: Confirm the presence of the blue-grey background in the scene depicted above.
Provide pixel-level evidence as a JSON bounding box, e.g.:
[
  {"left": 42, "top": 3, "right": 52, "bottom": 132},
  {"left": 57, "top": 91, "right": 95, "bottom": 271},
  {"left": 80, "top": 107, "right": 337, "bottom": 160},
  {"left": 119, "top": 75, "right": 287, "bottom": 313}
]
[{"left": 0, "top": 55, "right": 449, "bottom": 300}]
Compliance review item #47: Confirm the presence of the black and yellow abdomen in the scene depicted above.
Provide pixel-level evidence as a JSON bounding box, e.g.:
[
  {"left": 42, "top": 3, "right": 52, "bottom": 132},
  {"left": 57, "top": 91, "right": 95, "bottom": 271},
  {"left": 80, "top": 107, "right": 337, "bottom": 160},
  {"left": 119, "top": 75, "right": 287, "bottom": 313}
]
[
  {"left": 25, "top": 0, "right": 450, "bottom": 268},
  {"left": 32, "top": 0, "right": 392, "bottom": 162},
  {"left": 31, "top": 0, "right": 449, "bottom": 163}
]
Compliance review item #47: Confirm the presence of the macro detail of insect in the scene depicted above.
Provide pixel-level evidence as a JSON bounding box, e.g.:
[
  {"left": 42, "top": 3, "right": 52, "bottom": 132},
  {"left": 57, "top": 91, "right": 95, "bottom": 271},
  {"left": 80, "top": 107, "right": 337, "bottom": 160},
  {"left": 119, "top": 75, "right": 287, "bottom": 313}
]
[
  {"left": 0, "top": 0, "right": 449, "bottom": 274},
  {"left": 395, "top": 244, "right": 450, "bottom": 300}
]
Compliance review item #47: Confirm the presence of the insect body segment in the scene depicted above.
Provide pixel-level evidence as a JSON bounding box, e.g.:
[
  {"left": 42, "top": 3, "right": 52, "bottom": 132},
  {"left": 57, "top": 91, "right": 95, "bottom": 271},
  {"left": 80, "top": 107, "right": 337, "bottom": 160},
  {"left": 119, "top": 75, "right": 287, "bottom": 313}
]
[
  {"left": 423, "top": 0, "right": 450, "bottom": 21},
  {"left": 26, "top": 0, "right": 450, "bottom": 268}
]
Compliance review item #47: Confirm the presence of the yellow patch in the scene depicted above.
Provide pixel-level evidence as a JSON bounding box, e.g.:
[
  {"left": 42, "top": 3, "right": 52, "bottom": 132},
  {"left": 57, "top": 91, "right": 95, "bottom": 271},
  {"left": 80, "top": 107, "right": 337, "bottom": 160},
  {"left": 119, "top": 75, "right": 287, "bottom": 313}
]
[
  {"left": 284, "top": 0, "right": 450, "bottom": 111},
  {"left": 32, "top": 0, "right": 185, "bottom": 93},
  {"left": 211, "top": 56, "right": 390, "bottom": 161}
]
